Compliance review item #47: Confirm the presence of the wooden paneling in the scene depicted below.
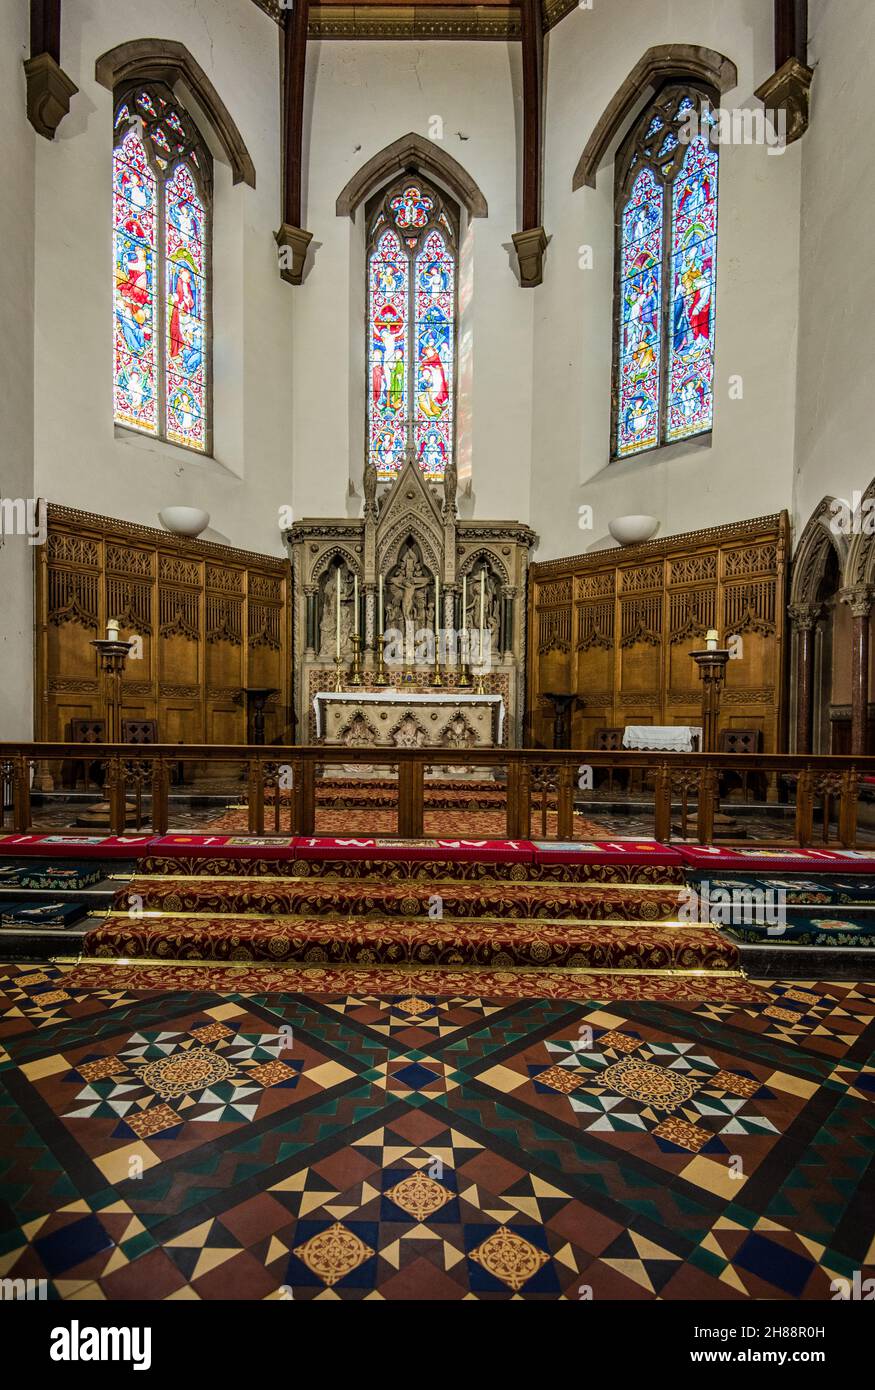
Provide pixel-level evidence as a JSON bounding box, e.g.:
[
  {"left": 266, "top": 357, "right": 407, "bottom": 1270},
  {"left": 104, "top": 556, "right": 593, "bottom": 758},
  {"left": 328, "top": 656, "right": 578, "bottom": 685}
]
[
  {"left": 527, "top": 513, "right": 789, "bottom": 752},
  {"left": 36, "top": 505, "right": 291, "bottom": 746}
]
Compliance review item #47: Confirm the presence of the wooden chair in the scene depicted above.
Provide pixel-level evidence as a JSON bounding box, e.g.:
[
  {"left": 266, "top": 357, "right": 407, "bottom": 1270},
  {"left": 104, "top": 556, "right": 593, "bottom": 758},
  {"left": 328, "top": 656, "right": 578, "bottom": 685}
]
[
  {"left": 121, "top": 719, "right": 159, "bottom": 745},
  {"left": 594, "top": 727, "right": 627, "bottom": 795},
  {"left": 718, "top": 728, "right": 764, "bottom": 802},
  {"left": 69, "top": 718, "right": 107, "bottom": 792}
]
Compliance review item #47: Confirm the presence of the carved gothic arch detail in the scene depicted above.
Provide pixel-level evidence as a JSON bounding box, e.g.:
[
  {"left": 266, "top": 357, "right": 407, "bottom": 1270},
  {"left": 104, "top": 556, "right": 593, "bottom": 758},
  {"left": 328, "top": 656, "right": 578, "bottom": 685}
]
[
  {"left": 572, "top": 43, "right": 738, "bottom": 192},
  {"left": 336, "top": 132, "right": 488, "bottom": 220},
  {"left": 458, "top": 547, "right": 510, "bottom": 586},
  {"left": 378, "top": 521, "right": 443, "bottom": 581},
  {"left": 311, "top": 546, "right": 361, "bottom": 583},
  {"left": 95, "top": 38, "right": 256, "bottom": 188},
  {"left": 844, "top": 476, "right": 875, "bottom": 587},
  {"left": 789, "top": 497, "right": 845, "bottom": 605}
]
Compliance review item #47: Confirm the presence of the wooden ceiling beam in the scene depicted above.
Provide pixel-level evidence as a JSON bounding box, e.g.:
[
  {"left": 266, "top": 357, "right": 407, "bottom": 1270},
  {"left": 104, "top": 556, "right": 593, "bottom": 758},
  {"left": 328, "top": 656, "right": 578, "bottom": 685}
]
[
  {"left": 511, "top": 0, "right": 547, "bottom": 287},
  {"left": 276, "top": 0, "right": 314, "bottom": 285}
]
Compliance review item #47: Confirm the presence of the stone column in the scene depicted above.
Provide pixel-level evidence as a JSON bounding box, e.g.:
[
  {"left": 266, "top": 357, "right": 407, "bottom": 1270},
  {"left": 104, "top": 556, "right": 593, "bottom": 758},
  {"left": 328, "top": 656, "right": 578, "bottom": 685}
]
[
  {"left": 787, "top": 602, "right": 822, "bottom": 753},
  {"left": 841, "top": 586, "right": 873, "bottom": 756},
  {"left": 304, "top": 587, "right": 318, "bottom": 656}
]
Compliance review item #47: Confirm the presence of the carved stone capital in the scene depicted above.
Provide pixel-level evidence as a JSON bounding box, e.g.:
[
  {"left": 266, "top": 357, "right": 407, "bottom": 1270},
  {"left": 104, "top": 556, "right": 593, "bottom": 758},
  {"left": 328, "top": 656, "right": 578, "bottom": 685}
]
[
  {"left": 512, "top": 226, "right": 548, "bottom": 288},
  {"left": 275, "top": 223, "right": 314, "bottom": 286},
  {"left": 24, "top": 53, "right": 78, "bottom": 141},
  {"left": 840, "top": 585, "right": 873, "bottom": 620},
  {"left": 754, "top": 56, "right": 814, "bottom": 147},
  {"left": 787, "top": 602, "right": 823, "bottom": 632}
]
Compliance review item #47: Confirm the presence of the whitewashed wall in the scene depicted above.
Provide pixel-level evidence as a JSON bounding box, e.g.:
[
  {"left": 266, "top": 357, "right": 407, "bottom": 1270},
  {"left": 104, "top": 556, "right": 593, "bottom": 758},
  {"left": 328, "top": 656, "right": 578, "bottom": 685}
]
[
  {"left": 532, "top": 0, "right": 804, "bottom": 560},
  {"left": 0, "top": 1, "right": 36, "bottom": 738},
  {"left": 32, "top": 0, "right": 291, "bottom": 558},
  {"left": 794, "top": 0, "right": 875, "bottom": 534}
]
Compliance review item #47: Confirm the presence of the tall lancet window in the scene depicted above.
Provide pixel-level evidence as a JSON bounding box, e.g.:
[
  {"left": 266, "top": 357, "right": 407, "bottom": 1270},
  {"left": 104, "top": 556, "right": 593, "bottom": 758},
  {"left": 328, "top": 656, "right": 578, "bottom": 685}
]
[
  {"left": 613, "top": 87, "right": 719, "bottom": 459},
  {"left": 113, "top": 84, "right": 211, "bottom": 452},
  {"left": 367, "top": 177, "right": 457, "bottom": 480}
]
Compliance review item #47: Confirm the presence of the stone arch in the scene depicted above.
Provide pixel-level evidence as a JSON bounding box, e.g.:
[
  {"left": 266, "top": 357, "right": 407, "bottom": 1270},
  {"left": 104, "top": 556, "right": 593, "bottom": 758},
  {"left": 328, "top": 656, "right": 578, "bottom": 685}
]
[
  {"left": 458, "top": 547, "right": 510, "bottom": 586},
  {"left": 95, "top": 38, "right": 256, "bottom": 188},
  {"left": 790, "top": 497, "right": 846, "bottom": 605},
  {"left": 336, "top": 132, "right": 488, "bottom": 220},
  {"left": 844, "top": 477, "right": 875, "bottom": 587},
  {"left": 311, "top": 546, "right": 361, "bottom": 583},
  {"left": 571, "top": 44, "right": 738, "bottom": 192},
  {"left": 378, "top": 522, "right": 443, "bottom": 581}
]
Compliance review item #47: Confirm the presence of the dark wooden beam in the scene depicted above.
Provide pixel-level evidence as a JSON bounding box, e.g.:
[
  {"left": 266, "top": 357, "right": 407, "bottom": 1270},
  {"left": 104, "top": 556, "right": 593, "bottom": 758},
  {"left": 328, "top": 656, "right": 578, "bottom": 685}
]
[
  {"left": 282, "top": 0, "right": 309, "bottom": 229},
  {"left": 30, "top": 0, "right": 61, "bottom": 63},
  {"left": 512, "top": 0, "right": 546, "bottom": 287},
  {"left": 774, "top": 0, "right": 808, "bottom": 69},
  {"left": 519, "top": 0, "right": 542, "bottom": 231}
]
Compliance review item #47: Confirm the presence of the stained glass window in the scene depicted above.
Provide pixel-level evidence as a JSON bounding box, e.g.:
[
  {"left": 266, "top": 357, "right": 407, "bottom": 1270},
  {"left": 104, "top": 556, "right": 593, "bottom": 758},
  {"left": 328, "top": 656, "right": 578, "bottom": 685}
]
[
  {"left": 113, "top": 84, "right": 211, "bottom": 453},
  {"left": 366, "top": 178, "right": 457, "bottom": 480},
  {"left": 613, "top": 86, "right": 719, "bottom": 459}
]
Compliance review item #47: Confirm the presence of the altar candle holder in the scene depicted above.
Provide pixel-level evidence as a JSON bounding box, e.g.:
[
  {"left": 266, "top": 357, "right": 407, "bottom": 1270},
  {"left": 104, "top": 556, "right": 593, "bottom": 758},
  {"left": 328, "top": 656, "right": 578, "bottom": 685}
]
[
  {"left": 457, "top": 627, "right": 472, "bottom": 689},
  {"left": 372, "top": 630, "right": 389, "bottom": 687},
  {"left": 348, "top": 633, "right": 363, "bottom": 687},
  {"left": 431, "top": 638, "right": 443, "bottom": 690},
  {"left": 333, "top": 656, "right": 345, "bottom": 693}
]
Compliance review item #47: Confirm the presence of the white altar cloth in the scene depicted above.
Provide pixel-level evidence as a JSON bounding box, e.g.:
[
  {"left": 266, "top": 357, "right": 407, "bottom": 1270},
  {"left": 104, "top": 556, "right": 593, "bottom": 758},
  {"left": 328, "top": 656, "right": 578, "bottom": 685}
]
[
  {"left": 622, "top": 725, "right": 702, "bottom": 752},
  {"left": 314, "top": 690, "right": 506, "bottom": 744}
]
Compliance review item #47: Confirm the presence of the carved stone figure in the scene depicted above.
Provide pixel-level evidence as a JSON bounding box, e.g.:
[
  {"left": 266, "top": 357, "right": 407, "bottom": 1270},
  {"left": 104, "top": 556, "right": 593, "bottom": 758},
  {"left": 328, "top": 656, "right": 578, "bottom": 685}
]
[
  {"left": 391, "top": 712, "right": 427, "bottom": 747},
  {"left": 386, "top": 544, "right": 431, "bottom": 630},
  {"left": 318, "top": 566, "right": 356, "bottom": 658}
]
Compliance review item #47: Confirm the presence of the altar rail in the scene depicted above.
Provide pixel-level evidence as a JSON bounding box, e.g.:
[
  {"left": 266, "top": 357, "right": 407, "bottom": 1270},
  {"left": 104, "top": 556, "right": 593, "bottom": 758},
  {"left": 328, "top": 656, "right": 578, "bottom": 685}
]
[{"left": 1, "top": 742, "right": 873, "bottom": 847}]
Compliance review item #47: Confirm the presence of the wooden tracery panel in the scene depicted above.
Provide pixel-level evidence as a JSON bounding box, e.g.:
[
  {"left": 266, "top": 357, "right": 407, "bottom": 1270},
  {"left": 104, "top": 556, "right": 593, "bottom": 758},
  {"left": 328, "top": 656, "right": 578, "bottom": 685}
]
[
  {"left": 527, "top": 513, "right": 789, "bottom": 751},
  {"left": 36, "top": 504, "right": 291, "bottom": 747}
]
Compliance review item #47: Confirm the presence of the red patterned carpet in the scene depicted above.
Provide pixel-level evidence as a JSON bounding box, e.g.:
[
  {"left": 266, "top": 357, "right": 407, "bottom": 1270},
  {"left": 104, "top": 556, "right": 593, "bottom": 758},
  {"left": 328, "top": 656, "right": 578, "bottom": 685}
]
[
  {"left": 206, "top": 808, "right": 610, "bottom": 838},
  {"left": 65, "top": 960, "right": 766, "bottom": 1002}
]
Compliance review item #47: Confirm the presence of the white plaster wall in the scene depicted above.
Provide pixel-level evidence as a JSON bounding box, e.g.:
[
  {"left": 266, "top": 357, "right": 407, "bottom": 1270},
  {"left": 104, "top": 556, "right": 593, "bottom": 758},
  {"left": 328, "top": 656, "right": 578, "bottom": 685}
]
[
  {"left": 0, "top": 0, "right": 36, "bottom": 737},
  {"left": 533, "top": 0, "right": 803, "bottom": 560},
  {"left": 294, "top": 39, "right": 531, "bottom": 525},
  {"left": 32, "top": 0, "right": 292, "bottom": 557},
  {"left": 793, "top": 0, "right": 875, "bottom": 534}
]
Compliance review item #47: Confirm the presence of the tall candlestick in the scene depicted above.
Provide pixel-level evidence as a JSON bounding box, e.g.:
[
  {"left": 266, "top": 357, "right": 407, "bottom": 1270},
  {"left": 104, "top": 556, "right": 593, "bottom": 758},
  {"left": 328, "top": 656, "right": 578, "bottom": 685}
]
[
  {"left": 354, "top": 574, "right": 359, "bottom": 636},
  {"left": 461, "top": 574, "right": 467, "bottom": 632},
  {"left": 479, "top": 568, "right": 485, "bottom": 664},
  {"left": 378, "top": 573, "right": 384, "bottom": 635},
  {"left": 434, "top": 572, "right": 440, "bottom": 636},
  {"left": 336, "top": 569, "right": 341, "bottom": 661}
]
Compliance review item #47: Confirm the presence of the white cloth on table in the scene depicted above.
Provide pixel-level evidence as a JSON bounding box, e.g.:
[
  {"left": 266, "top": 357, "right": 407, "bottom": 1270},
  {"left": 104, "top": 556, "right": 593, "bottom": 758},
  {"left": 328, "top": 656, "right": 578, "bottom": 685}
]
[{"left": 622, "top": 725, "right": 702, "bottom": 752}]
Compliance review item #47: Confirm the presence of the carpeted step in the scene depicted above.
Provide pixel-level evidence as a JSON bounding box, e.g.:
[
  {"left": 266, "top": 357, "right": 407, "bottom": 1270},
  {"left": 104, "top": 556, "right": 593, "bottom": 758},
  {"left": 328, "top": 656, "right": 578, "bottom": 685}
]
[
  {"left": 82, "top": 912, "right": 739, "bottom": 972},
  {"left": 116, "top": 875, "right": 683, "bottom": 922},
  {"left": 137, "top": 853, "right": 686, "bottom": 885}
]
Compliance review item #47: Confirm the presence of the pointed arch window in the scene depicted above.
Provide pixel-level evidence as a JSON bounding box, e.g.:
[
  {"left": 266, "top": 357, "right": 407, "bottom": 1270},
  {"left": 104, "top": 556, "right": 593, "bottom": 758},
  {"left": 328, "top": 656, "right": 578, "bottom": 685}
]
[
  {"left": 613, "top": 86, "right": 719, "bottom": 459},
  {"left": 367, "top": 177, "right": 457, "bottom": 480},
  {"left": 113, "top": 83, "right": 212, "bottom": 453}
]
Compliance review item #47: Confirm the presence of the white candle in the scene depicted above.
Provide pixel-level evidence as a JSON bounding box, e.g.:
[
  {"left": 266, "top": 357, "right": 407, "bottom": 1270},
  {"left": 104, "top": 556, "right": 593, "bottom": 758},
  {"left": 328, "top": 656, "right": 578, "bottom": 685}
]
[
  {"left": 354, "top": 574, "right": 359, "bottom": 636},
  {"left": 378, "top": 573, "right": 384, "bottom": 636},
  {"left": 434, "top": 572, "right": 440, "bottom": 637},
  {"left": 106, "top": 618, "right": 120, "bottom": 642},
  {"left": 706, "top": 628, "right": 718, "bottom": 652},
  {"left": 336, "top": 570, "right": 341, "bottom": 660},
  {"left": 479, "top": 568, "right": 486, "bottom": 666},
  {"left": 461, "top": 574, "right": 467, "bottom": 632}
]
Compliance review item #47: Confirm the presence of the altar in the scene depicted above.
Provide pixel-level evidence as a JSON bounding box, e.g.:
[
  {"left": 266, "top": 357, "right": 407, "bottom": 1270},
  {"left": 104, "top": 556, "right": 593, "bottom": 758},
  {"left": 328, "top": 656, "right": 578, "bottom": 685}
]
[{"left": 314, "top": 689, "right": 506, "bottom": 749}]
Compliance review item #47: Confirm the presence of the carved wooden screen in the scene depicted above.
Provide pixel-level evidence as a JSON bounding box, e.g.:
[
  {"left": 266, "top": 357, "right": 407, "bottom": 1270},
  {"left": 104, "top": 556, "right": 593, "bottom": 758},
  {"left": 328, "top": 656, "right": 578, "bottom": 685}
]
[
  {"left": 36, "top": 505, "right": 291, "bottom": 746},
  {"left": 527, "top": 514, "right": 789, "bottom": 751}
]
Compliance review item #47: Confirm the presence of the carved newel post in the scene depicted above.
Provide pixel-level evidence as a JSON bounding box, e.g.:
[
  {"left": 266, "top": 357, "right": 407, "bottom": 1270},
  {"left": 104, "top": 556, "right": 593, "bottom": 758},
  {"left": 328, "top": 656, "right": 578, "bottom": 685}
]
[
  {"left": 840, "top": 586, "right": 872, "bottom": 756},
  {"left": 788, "top": 603, "right": 822, "bottom": 753}
]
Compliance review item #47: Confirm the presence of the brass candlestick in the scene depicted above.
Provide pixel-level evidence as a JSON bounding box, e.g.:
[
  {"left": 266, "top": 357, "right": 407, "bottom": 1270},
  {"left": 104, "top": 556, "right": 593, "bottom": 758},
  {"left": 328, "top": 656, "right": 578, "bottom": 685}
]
[
  {"left": 457, "top": 628, "right": 472, "bottom": 688},
  {"left": 349, "top": 632, "right": 363, "bottom": 687},
  {"left": 372, "top": 630, "right": 389, "bottom": 686},
  {"left": 333, "top": 656, "right": 345, "bottom": 693}
]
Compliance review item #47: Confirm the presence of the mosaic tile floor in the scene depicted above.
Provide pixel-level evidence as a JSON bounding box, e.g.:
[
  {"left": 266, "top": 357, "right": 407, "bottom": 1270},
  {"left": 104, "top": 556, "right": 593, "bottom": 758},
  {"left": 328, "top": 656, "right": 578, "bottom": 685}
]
[{"left": 0, "top": 961, "right": 872, "bottom": 1300}]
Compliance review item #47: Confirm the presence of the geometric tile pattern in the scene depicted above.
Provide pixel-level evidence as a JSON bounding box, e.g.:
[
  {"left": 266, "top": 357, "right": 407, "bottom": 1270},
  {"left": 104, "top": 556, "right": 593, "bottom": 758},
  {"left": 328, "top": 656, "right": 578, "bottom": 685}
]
[{"left": 0, "top": 962, "right": 872, "bottom": 1300}]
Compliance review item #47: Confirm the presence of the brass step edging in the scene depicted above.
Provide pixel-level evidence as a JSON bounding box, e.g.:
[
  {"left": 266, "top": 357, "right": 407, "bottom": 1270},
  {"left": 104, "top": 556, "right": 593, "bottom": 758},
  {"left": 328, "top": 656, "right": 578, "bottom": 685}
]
[
  {"left": 93, "top": 910, "right": 712, "bottom": 930},
  {"left": 128, "top": 873, "right": 680, "bottom": 891},
  {"left": 51, "top": 954, "right": 747, "bottom": 979}
]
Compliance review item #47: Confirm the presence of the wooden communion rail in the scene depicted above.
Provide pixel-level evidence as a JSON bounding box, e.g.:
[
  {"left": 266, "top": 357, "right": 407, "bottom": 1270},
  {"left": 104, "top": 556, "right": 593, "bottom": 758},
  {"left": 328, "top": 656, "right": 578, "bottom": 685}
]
[{"left": 1, "top": 743, "right": 873, "bottom": 847}]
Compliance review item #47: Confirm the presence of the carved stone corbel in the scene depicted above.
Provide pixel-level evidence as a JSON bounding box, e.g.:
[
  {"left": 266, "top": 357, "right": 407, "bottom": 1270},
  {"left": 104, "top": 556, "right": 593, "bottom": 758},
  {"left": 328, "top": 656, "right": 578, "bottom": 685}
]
[
  {"left": 754, "top": 57, "right": 814, "bottom": 146},
  {"left": 512, "top": 227, "right": 547, "bottom": 289},
  {"left": 275, "top": 224, "right": 313, "bottom": 287},
  {"left": 24, "top": 51, "right": 77, "bottom": 140}
]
